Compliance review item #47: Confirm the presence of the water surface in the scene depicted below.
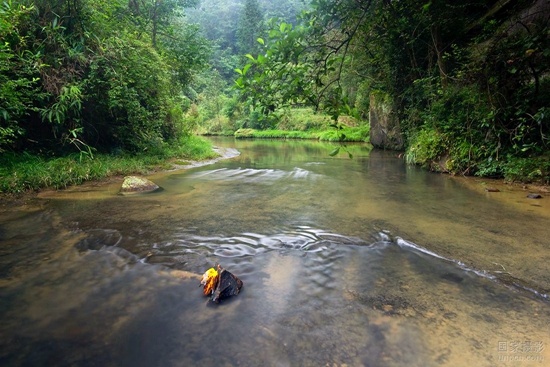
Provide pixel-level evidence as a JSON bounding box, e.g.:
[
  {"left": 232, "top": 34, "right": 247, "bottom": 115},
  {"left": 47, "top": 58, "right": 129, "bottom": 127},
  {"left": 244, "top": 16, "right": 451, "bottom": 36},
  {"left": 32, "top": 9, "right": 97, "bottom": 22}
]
[{"left": 1, "top": 138, "right": 549, "bottom": 366}]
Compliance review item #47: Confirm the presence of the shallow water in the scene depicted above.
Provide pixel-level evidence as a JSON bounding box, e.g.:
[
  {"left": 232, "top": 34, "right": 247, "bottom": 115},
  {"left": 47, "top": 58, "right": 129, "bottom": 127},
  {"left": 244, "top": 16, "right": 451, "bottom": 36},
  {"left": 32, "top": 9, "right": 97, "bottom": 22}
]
[{"left": 1, "top": 138, "right": 549, "bottom": 366}]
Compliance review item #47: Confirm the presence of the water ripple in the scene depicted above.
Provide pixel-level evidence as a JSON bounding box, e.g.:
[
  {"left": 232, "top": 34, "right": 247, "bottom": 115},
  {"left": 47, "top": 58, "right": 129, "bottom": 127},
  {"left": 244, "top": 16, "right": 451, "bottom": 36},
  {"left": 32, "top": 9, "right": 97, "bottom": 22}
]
[
  {"left": 187, "top": 167, "right": 322, "bottom": 183},
  {"left": 152, "top": 226, "right": 370, "bottom": 259}
]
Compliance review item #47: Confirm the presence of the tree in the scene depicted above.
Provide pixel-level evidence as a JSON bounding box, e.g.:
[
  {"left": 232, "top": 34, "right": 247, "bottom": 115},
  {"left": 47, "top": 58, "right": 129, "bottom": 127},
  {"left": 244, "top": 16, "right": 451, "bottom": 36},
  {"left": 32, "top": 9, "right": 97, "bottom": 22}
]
[
  {"left": 0, "top": 2, "right": 40, "bottom": 152},
  {"left": 235, "top": 0, "right": 550, "bottom": 179},
  {"left": 236, "top": 0, "right": 266, "bottom": 56},
  {"left": 0, "top": 0, "right": 210, "bottom": 154}
]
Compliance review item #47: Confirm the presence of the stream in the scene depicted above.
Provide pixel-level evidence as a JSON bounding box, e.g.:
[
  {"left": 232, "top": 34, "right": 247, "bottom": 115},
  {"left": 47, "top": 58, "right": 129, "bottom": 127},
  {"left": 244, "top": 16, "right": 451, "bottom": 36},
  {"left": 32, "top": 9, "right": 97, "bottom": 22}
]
[{"left": 1, "top": 137, "right": 549, "bottom": 366}]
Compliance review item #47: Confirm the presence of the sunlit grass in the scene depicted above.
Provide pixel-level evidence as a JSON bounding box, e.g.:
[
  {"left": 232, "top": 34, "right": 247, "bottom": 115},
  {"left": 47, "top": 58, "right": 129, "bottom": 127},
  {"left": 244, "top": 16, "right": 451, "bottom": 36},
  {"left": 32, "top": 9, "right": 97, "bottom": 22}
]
[{"left": 234, "top": 125, "right": 370, "bottom": 142}]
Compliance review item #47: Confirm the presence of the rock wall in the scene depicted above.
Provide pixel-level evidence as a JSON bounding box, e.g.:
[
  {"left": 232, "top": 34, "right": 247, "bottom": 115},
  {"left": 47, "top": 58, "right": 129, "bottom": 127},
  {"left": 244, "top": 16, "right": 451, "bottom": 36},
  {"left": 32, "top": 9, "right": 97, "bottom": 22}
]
[{"left": 369, "top": 92, "right": 404, "bottom": 150}]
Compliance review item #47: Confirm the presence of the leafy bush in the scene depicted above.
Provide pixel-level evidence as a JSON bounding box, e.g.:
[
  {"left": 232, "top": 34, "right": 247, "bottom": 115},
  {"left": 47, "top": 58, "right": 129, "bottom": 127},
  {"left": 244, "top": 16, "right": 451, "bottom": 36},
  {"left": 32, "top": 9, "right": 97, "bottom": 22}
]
[
  {"left": 1, "top": 0, "right": 208, "bottom": 156},
  {"left": 83, "top": 37, "right": 186, "bottom": 152},
  {"left": 317, "top": 125, "right": 370, "bottom": 142},
  {"left": 405, "top": 128, "right": 448, "bottom": 171},
  {"left": 502, "top": 156, "right": 550, "bottom": 184},
  {"left": 276, "top": 108, "right": 331, "bottom": 131},
  {"left": 0, "top": 2, "right": 41, "bottom": 152}
]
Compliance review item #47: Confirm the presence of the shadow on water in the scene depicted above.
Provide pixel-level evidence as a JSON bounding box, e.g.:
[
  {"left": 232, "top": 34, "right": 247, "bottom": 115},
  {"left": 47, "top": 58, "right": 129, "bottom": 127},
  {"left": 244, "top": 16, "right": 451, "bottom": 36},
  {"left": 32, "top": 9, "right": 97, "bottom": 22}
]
[{"left": 1, "top": 137, "right": 549, "bottom": 366}]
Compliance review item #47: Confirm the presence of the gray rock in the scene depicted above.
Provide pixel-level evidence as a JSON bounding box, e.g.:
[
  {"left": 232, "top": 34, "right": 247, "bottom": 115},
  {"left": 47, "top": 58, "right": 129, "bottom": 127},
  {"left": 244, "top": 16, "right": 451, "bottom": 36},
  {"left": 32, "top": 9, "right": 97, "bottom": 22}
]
[
  {"left": 369, "top": 91, "right": 404, "bottom": 150},
  {"left": 527, "top": 193, "right": 543, "bottom": 199}
]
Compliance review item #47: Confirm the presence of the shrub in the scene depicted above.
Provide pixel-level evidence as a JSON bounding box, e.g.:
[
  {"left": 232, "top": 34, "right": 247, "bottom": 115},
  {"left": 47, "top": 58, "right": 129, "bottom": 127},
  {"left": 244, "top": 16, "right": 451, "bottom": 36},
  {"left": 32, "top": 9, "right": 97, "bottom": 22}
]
[{"left": 405, "top": 127, "right": 448, "bottom": 171}]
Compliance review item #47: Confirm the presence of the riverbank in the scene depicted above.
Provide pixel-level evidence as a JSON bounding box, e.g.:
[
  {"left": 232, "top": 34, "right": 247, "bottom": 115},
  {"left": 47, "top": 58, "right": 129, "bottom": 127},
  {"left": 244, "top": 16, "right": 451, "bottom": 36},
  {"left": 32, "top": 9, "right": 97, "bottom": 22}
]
[
  {"left": 0, "top": 142, "right": 239, "bottom": 207},
  {"left": 0, "top": 136, "right": 217, "bottom": 196},
  {"left": 2, "top": 138, "right": 548, "bottom": 211},
  {"left": 450, "top": 176, "right": 550, "bottom": 218}
]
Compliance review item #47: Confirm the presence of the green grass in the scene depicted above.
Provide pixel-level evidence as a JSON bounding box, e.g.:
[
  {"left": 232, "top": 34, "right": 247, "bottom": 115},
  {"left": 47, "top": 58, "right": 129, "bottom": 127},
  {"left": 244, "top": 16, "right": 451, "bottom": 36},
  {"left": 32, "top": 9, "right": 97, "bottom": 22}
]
[
  {"left": 234, "top": 125, "right": 370, "bottom": 142},
  {"left": 0, "top": 135, "right": 216, "bottom": 194},
  {"left": 317, "top": 125, "right": 370, "bottom": 142},
  {"left": 234, "top": 129, "right": 318, "bottom": 139}
]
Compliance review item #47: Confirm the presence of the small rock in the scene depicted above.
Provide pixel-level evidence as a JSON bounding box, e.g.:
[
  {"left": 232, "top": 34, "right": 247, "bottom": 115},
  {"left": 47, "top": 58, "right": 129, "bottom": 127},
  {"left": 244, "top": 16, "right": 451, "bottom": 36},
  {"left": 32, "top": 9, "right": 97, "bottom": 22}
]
[
  {"left": 441, "top": 272, "right": 464, "bottom": 283},
  {"left": 382, "top": 304, "right": 394, "bottom": 313},
  {"left": 120, "top": 176, "right": 160, "bottom": 194},
  {"left": 527, "top": 193, "right": 543, "bottom": 199},
  {"left": 485, "top": 187, "right": 500, "bottom": 192}
]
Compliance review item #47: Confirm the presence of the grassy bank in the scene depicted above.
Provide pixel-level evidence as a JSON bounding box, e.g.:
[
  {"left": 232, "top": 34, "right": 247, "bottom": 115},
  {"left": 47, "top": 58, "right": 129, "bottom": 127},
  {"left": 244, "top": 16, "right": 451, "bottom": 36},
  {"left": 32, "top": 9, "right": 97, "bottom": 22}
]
[
  {"left": 0, "top": 136, "right": 216, "bottom": 194},
  {"left": 234, "top": 125, "right": 370, "bottom": 142}
]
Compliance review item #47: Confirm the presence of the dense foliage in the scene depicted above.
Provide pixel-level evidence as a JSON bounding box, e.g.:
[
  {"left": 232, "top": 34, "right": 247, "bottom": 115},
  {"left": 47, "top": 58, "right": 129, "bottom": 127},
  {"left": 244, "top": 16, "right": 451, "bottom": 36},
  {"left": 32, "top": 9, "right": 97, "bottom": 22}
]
[
  {"left": 2, "top": 0, "right": 548, "bottom": 187},
  {"left": 184, "top": 0, "right": 315, "bottom": 132},
  {"left": 0, "top": 0, "right": 209, "bottom": 156},
  {"left": 234, "top": 0, "right": 550, "bottom": 182}
]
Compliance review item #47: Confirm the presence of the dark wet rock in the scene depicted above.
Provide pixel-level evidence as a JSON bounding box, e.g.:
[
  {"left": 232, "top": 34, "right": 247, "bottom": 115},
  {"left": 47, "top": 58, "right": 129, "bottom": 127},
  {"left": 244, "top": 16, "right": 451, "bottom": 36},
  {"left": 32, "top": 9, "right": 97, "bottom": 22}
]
[
  {"left": 441, "top": 272, "right": 464, "bottom": 283},
  {"left": 211, "top": 267, "right": 244, "bottom": 303},
  {"left": 200, "top": 265, "right": 244, "bottom": 303},
  {"left": 527, "top": 193, "right": 543, "bottom": 199},
  {"left": 435, "top": 348, "right": 451, "bottom": 364},
  {"left": 471, "top": 313, "right": 497, "bottom": 323},
  {"left": 74, "top": 229, "right": 122, "bottom": 251},
  {"left": 119, "top": 176, "right": 160, "bottom": 195},
  {"left": 470, "top": 338, "right": 484, "bottom": 350},
  {"left": 347, "top": 291, "right": 418, "bottom": 316},
  {"left": 443, "top": 312, "right": 458, "bottom": 320},
  {"left": 485, "top": 187, "right": 500, "bottom": 192}
]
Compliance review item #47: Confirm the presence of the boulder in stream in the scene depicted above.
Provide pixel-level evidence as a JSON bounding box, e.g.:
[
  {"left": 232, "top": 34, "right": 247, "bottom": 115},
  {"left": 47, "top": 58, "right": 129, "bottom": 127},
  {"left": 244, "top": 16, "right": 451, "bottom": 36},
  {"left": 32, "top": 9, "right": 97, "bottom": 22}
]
[{"left": 119, "top": 176, "right": 160, "bottom": 195}]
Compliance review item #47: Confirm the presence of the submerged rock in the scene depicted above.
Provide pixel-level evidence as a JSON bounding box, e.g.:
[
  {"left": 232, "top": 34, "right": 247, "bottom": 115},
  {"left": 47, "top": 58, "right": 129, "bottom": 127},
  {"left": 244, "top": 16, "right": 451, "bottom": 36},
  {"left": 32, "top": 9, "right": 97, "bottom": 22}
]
[
  {"left": 527, "top": 193, "right": 543, "bottom": 199},
  {"left": 120, "top": 176, "right": 160, "bottom": 195}
]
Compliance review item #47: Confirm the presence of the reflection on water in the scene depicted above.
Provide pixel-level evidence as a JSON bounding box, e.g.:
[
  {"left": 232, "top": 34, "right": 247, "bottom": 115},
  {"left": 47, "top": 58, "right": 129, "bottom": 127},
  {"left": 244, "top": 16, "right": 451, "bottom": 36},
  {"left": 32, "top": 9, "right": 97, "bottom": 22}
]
[{"left": 1, "top": 138, "right": 549, "bottom": 366}]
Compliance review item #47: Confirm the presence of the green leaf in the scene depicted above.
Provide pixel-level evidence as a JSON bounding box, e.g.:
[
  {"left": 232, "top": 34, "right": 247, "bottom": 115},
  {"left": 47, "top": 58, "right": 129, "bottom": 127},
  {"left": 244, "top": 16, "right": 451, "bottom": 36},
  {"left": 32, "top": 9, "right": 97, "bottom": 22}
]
[
  {"left": 235, "top": 68, "right": 243, "bottom": 75},
  {"left": 245, "top": 54, "right": 255, "bottom": 62},
  {"left": 329, "top": 147, "right": 340, "bottom": 156},
  {"left": 257, "top": 38, "right": 265, "bottom": 45}
]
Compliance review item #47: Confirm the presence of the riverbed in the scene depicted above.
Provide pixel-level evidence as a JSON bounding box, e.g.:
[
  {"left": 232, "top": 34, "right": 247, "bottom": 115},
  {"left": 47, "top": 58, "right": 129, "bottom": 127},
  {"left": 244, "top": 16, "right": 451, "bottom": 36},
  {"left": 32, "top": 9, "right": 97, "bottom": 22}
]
[{"left": 1, "top": 138, "right": 549, "bottom": 366}]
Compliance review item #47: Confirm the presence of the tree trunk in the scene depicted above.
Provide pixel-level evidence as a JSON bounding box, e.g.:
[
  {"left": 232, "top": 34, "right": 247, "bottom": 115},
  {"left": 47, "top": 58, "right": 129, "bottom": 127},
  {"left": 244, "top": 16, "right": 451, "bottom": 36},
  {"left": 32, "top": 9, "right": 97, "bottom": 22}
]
[{"left": 431, "top": 24, "right": 447, "bottom": 89}]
